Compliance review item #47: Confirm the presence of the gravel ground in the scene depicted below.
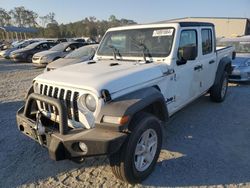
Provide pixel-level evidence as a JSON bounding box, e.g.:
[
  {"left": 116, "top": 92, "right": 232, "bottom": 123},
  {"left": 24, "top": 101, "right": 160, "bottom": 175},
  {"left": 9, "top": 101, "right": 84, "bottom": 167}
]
[{"left": 0, "top": 58, "right": 250, "bottom": 188}]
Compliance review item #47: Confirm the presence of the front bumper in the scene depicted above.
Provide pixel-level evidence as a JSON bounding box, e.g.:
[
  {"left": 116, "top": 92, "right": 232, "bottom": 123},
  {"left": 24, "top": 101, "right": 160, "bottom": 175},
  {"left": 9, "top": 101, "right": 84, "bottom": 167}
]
[
  {"left": 10, "top": 54, "right": 27, "bottom": 62},
  {"left": 32, "top": 57, "right": 49, "bottom": 67},
  {"left": 16, "top": 93, "right": 127, "bottom": 161}
]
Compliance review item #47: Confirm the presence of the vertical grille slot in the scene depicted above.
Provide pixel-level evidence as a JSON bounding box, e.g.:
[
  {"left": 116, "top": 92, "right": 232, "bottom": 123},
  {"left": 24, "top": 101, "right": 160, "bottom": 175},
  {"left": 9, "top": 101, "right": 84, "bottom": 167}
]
[
  {"left": 43, "top": 85, "right": 49, "bottom": 111},
  {"left": 48, "top": 86, "right": 53, "bottom": 113},
  {"left": 73, "top": 92, "right": 79, "bottom": 121},
  {"left": 54, "top": 87, "right": 59, "bottom": 98},
  {"left": 39, "top": 84, "right": 44, "bottom": 109},
  {"left": 66, "top": 90, "right": 72, "bottom": 119},
  {"left": 40, "top": 84, "right": 43, "bottom": 94},
  {"left": 48, "top": 86, "right": 53, "bottom": 97},
  {"left": 53, "top": 87, "right": 59, "bottom": 115},
  {"left": 59, "top": 89, "right": 65, "bottom": 100},
  {"left": 43, "top": 85, "right": 48, "bottom": 95}
]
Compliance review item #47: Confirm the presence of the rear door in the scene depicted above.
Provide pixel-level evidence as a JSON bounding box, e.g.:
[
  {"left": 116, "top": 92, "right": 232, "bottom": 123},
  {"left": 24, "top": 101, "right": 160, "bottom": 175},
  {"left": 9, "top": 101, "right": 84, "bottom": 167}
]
[{"left": 199, "top": 28, "right": 217, "bottom": 91}]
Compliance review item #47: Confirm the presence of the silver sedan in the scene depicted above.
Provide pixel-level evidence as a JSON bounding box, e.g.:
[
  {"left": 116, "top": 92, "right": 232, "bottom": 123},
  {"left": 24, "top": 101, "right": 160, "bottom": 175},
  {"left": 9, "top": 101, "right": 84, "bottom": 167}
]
[
  {"left": 32, "top": 42, "right": 85, "bottom": 67},
  {"left": 230, "top": 53, "right": 250, "bottom": 81},
  {"left": 217, "top": 36, "right": 250, "bottom": 82}
]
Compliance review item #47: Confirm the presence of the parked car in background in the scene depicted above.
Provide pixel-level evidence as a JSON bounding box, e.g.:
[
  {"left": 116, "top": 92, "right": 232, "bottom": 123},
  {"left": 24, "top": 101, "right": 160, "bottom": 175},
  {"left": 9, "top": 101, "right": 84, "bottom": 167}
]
[
  {"left": 218, "top": 36, "right": 250, "bottom": 81},
  {"left": 32, "top": 42, "right": 86, "bottom": 67},
  {"left": 45, "top": 44, "right": 98, "bottom": 71},
  {"left": 0, "top": 41, "right": 11, "bottom": 51},
  {"left": 0, "top": 42, "right": 4, "bottom": 51},
  {"left": 0, "top": 39, "right": 39, "bottom": 59},
  {"left": 10, "top": 41, "right": 58, "bottom": 62}
]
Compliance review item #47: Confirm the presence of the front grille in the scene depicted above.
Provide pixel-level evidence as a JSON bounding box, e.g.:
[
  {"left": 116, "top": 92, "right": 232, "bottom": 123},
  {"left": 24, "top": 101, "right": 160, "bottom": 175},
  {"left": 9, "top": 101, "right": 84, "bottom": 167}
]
[
  {"left": 32, "top": 56, "right": 40, "bottom": 61},
  {"left": 38, "top": 84, "right": 80, "bottom": 122},
  {"left": 229, "top": 75, "right": 241, "bottom": 80}
]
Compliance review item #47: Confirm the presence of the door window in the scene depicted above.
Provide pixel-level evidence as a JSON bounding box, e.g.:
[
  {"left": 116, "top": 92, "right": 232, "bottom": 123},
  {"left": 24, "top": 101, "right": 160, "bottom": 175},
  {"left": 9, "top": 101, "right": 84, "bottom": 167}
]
[
  {"left": 201, "top": 29, "right": 213, "bottom": 55},
  {"left": 178, "top": 30, "right": 197, "bottom": 60}
]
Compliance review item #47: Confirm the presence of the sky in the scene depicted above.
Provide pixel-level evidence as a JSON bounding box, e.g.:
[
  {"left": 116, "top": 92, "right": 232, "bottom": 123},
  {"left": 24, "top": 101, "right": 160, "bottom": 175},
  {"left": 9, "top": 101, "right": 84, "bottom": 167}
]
[{"left": 0, "top": 0, "right": 249, "bottom": 24}]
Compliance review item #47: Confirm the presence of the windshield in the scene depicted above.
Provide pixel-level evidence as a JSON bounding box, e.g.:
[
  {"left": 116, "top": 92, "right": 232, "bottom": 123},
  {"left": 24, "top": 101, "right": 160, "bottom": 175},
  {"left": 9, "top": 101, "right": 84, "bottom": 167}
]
[
  {"left": 50, "top": 43, "right": 67, "bottom": 51},
  {"left": 65, "top": 45, "right": 97, "bottom": 59},
  {"left": 217, "top": 41, "right": 250, "bottom": 53},
  {"left": 97, "top": 27, "right": 175, "bottom": 58},
  {"left": 25, "top": 42, "right": 40, "bottom": 49}
]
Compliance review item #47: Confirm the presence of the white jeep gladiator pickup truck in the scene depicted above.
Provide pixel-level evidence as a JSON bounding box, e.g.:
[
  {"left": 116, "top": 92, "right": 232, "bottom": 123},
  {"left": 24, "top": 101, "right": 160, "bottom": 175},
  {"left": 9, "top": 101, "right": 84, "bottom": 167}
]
[{"left": 16, "top": 21, "right": 235, "bottom": 183}]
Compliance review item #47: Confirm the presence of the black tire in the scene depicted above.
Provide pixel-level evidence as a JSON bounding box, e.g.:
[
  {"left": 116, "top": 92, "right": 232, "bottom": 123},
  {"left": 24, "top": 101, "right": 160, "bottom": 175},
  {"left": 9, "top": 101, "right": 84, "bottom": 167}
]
[
  {"left": 109, "top": 112, "right": 162, "bottom": 184},
  {"left": 210, "top": 71, "right": 228, "bottom": 102}
]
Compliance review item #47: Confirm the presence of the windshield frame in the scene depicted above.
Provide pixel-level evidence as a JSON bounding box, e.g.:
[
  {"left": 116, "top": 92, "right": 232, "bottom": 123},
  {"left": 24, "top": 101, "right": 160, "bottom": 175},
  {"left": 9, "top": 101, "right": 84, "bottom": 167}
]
[{"left": 96, "top": 27, "right": 176, "bottom": 60}]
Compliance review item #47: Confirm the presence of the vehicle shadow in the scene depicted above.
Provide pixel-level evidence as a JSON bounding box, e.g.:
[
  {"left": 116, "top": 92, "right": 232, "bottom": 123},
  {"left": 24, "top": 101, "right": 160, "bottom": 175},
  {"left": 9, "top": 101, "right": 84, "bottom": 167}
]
[
  {"left": 0, "top": 101, "right": 110, "bottom": 188},
  {"left": 143, "top": 85, "right": 250, "bottom": 187}
]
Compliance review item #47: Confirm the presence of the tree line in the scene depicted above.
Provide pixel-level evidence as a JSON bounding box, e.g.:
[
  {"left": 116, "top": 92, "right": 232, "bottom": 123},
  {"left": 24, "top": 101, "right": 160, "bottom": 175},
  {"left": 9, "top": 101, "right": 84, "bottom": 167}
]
[{"left": 0, "top": 6, "right": 137, "bottom": 39}]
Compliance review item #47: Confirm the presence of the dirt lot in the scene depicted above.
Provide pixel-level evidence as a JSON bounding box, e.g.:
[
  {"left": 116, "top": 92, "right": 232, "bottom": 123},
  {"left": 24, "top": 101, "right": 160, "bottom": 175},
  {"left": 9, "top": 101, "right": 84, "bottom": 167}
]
[{"left": 0, "top": 58, "right": 250, "bottom": 188}]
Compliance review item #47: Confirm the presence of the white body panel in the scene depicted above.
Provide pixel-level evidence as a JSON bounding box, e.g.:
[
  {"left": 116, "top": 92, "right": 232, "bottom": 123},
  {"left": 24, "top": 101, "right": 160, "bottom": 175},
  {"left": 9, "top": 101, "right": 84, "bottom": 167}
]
[{"left": 32, "top": 22, "right": 234, "bottom": 129}]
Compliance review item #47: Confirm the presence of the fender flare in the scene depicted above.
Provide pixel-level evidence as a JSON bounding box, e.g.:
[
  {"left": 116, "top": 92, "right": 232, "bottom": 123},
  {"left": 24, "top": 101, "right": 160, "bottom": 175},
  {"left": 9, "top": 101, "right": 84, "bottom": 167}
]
[
  {"left": 96, "top": 87, "right": 169, "bottom": 130},
  {"left": 213, "top": 56, "right": 232, "bottom": 86}
]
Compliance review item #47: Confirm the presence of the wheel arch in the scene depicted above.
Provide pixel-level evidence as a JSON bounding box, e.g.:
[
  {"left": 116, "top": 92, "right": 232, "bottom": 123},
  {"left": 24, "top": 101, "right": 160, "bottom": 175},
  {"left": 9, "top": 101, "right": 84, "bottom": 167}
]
[
  {"left": 96, "top": 87, "right": 169, "bottom": 131},
  {"left": 213, "top": 56, "right": 232, "bottom": 86}
]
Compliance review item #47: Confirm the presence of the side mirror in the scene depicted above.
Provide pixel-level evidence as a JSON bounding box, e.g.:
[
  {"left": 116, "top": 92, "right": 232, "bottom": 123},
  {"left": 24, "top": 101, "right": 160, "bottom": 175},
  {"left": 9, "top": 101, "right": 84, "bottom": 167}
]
[{"left": 177, "top": 46, "right": 197, "bottom": 65}]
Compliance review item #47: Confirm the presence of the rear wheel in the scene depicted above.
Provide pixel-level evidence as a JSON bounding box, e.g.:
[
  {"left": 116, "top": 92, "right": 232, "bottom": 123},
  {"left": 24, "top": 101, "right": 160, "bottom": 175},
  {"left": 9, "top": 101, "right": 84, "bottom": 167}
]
[
  {"left": 109, "top": 113, "right": 162, "bottom": 184},
  {"left": 210, "top": 71, "right": 228, "bottom": 102}
]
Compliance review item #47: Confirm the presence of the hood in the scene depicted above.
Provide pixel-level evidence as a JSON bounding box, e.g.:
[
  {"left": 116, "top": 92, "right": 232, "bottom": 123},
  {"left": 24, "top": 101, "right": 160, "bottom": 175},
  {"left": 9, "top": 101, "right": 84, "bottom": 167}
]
[
  {"left": 35, "top": 60, "right": 164, "bottom": 96},
  {"left": 34, "top": 50, "right": 60, "bottom": 57}
]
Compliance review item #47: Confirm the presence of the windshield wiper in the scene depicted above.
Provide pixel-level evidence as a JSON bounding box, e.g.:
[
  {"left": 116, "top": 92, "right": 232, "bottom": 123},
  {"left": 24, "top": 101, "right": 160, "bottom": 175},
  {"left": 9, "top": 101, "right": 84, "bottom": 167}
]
[
  {"left": 139, "top": 43, "right": 152, "bottom": 62},
  {"left": 129, "top": 37, "right": 152, "bottom": 62},
  {"left": 108, "top": 45, "right": 122, "bottom": 60}
]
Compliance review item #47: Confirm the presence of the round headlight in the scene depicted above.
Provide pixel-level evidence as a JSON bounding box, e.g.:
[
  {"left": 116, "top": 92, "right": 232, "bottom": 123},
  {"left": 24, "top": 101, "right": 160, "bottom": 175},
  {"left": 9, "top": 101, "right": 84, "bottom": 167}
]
[{"left": 85, "top": 94, "right": 96, "bottom": 112}]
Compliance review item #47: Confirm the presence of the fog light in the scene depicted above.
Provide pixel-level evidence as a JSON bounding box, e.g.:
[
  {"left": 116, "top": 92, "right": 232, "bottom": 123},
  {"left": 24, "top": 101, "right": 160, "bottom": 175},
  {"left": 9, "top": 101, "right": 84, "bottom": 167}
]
[{"left": 79, "top": 142, "right": 88, "bottom": 154}]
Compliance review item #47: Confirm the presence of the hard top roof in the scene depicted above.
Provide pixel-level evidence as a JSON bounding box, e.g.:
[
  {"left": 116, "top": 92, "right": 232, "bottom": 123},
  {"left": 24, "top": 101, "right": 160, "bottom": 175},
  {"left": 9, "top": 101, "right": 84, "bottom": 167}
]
[{"left": 108, "top": 21, "right": 214, "bottom": 31}]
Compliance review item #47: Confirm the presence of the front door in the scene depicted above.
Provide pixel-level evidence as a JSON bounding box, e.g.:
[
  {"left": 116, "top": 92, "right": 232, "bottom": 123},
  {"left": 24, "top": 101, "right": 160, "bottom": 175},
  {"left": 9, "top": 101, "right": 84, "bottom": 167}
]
[{"left": 171, "top": 29, "right": 201, "bottom": 112}]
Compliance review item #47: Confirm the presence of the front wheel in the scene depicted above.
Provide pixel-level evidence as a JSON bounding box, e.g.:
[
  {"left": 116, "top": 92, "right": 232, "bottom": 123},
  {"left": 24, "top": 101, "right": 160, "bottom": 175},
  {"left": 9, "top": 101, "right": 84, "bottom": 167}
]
[
  {"left": 109, "top": 113, "right": 162, "bottom": 184},
  {"left": 210, "top": 71, "right": 228, "bottom": 102}
]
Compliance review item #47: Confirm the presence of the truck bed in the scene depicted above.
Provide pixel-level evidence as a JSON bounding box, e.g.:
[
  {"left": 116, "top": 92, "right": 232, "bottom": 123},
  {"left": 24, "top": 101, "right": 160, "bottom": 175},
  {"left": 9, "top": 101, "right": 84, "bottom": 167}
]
[{"left": 216, "top": 46, "right": 235, "bottom": 62}]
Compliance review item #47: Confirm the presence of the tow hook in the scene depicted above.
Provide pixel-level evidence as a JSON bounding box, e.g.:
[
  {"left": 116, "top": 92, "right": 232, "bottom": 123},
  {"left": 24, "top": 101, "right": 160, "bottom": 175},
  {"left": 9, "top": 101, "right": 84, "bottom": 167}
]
[{"left": 35, "top": 111, "right": 45, "bottom": 145}]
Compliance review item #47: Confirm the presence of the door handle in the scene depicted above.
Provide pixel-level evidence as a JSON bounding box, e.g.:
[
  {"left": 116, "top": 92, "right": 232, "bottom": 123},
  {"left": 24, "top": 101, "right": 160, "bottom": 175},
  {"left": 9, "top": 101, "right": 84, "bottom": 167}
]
[
  {"left": 194, "top": 65, "right": 203, "bottom": 71},
  {"left": 209, "top": 60, "right": 215, "bottom": 64}
]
